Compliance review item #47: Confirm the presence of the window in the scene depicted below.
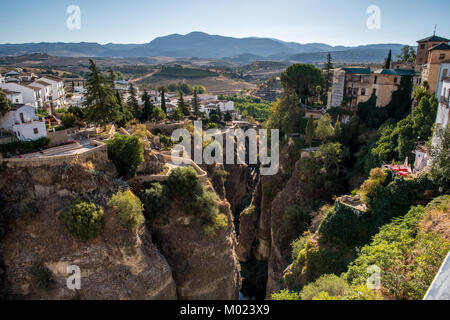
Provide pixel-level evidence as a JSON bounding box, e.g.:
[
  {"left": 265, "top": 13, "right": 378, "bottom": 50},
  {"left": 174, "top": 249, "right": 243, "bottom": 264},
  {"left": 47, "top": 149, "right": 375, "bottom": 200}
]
[
  {"left": 442, "top": 69, "right": 448, "bottom": 81},
  {"left": 440, "top": 54, "right": 446, "bottom": 60},
  {"left": 33, "top": 128, "right": 38, "bottom": 134},
  {"left": 420, "top": 44, "right": 425, "bottom": 49},
  {"left": 394, "top": 77, "right": 398, "bottom": 84},
  {"left": 374, "top": 76, "right": 378, "bottom": 84},
  {"left": 361, "top": 88, "right": 366, "bottom": 96}
]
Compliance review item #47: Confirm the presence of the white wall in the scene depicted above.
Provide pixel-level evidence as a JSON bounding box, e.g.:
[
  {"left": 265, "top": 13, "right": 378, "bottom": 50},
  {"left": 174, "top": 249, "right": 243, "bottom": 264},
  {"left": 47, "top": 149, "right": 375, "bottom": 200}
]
[
  {"left": 436, "top": 63, "right": 450, "bottom": 101},
  {"left": 0, "top": 83, "right": 38, "bottom": 109}
]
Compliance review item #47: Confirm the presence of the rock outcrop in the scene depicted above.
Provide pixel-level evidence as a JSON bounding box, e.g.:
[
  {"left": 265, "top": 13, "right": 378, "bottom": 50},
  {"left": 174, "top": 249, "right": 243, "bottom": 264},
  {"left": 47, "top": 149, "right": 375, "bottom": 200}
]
[{"left": 0, "top": 158, "right": 177, "bottom": 300}]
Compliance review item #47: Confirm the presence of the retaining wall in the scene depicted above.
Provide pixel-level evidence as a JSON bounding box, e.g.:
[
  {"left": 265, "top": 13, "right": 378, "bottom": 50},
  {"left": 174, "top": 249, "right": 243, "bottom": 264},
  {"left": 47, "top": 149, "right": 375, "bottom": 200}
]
[{"left": 0, "top": 139, "right": 107, "bottom": 169}]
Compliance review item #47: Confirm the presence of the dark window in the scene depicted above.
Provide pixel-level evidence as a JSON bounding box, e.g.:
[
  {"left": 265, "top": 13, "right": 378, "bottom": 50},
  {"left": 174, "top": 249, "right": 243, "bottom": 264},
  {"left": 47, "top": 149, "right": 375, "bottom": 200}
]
[
  {"left": 394, "top": 77, "right": 398, "bottom": 84},
  {"left": 440, "top": 54, "right": 446, "bottom": 60},
  {"left": 374, "top": 76, "right": 378, "bottom": 84},
  {"left": 420, "top": 44, "right": 425, "bottom": 49},
  {"left": 361, "top": 88, "right": 366, "bottom": 96},
  {"left": 33, "top": 128, "right": 38, "bottom": 134}
]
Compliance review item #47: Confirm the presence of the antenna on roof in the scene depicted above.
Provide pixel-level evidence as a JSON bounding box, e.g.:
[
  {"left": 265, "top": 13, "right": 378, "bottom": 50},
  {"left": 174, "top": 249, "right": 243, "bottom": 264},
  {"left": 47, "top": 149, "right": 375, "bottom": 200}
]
[{"left": 434, "top": 24, "right": 437, "bottom": 36}]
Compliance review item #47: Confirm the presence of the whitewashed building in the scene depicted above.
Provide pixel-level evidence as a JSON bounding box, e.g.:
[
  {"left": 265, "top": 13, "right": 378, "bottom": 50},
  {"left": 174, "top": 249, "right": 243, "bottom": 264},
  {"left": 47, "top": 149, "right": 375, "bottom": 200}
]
[
  {"left": 0, "top": 104, "right": 47, "bottom": 141},
  {"left": 0, "top": 83, "right": 40, "bottom": 110},
  {"left": 39, "top": 75, "right": 66, "bottom": 108}
]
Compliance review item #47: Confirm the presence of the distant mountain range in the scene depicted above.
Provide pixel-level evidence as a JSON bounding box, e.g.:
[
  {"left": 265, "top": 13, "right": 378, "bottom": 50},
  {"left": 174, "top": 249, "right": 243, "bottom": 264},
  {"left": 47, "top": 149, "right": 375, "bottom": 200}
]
[{"left": 0, "top": 31, "right": 408, "bottom": 64}]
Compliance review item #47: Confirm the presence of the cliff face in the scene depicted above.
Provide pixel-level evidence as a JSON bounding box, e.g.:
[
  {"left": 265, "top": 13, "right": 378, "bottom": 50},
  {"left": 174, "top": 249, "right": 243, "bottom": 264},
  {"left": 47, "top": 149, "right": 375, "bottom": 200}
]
[
  {"left": 0, "top": 159, "right": 176, "bottom": 300},
  {"left": 149, "top": 184, "right": 241, "bottom": 300}
]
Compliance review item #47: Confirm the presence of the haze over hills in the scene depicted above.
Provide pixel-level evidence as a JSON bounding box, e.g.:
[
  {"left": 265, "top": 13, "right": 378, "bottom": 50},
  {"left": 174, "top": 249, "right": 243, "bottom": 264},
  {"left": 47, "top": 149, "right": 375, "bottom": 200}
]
[{"left": 0, "top": 31, "right": 407, "bottom": 64}]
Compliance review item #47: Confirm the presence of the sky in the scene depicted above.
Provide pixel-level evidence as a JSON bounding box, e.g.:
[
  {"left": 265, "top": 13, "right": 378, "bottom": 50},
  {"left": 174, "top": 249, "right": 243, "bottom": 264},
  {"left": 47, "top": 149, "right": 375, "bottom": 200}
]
[{"left": 0, "top": 0, "right": 449, "bottom": 46}]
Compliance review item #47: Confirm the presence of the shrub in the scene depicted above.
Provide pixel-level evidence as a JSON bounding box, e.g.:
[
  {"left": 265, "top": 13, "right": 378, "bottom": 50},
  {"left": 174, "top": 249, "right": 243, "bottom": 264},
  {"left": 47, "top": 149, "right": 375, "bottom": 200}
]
[
  {"left": 61, "top": 112, "right": 77, "bottom": 129},
  {"left": 62, "top": 201, "right": 104, "bottom": 240},
  {"left": 107, "top": 135, "right": 144, "bottom": 178},
  {"left": 158, "top": 134, "right": 174, "bottom": 151},
  {"left": 30, "top": 265, "right": 54, "bottom": 290},
  {"left": 281, "top": 205, "right": 311, "bottom": 243},
  {"left": 271, "top": 290, "right": 301, "bottom": 300},
  {"left": 190, "top": 188, "right": 219, "bottom": 221},
  {"left": 167, "top": 167, "right": 201, "bottom": 199},
  {"left": 300, "top": 274, "right": 349, "bottom": 300},
  {"left": 360, "top": 168, "right": 388, "bottom": 205},
  {"left": 108, "top": 190, "right": 145, "bottom": 230},
  {"left": 0, "top": 137, "right": 50, "bottom": 157},
  {"left": 139, "top": 183, "right": 169, "bottom": 222}
]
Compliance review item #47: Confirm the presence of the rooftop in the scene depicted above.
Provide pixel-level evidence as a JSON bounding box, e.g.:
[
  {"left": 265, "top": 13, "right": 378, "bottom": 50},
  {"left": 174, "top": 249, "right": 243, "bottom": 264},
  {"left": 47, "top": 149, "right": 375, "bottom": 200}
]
[
  {"left": 417, "top": 35, "right": 450, "bottom": 43},
  {"left": 374, "top": 69, "right": 418, "bottom": 76},
  {"left": 342, "top": 67, "right": 371, "bottom": 75},
  {"left": 429, "top": 43, "right": 450, "bottom": 51}
]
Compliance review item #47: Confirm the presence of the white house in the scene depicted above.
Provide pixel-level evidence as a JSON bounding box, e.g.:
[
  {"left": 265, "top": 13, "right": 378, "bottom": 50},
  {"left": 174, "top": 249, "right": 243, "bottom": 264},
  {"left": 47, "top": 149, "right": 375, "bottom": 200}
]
[
  {"left": 30, "top": 80, "right": 54, "bottom": 111},
  {"left": 0, "top": 83, "right": 40, "bottom": 110},
  {"left": 39, "top": 75, "right": 66, "bottom": 108},
  {"left": 200, "top": 100, "right": 235, "bottom": 118},
  {"left": 0, "top": 104, "right": 47, "bottom": 141},
  {"left": 431, "top": 76, "right": 450, "bottom": 150},
  {"left": 2, "top": 89, "right": 23, "bottom": 104}
]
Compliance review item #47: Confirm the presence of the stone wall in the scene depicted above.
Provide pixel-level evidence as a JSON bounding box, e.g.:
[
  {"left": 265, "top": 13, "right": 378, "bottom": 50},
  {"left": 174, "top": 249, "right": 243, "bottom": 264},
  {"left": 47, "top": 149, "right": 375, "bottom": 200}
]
[{"left": 0, "top": 139, "right": 107, "bottom": 168}]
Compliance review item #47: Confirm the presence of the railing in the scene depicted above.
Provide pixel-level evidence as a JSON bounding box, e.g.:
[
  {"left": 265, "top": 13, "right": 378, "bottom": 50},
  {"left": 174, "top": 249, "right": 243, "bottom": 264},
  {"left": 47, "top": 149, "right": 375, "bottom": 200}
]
[{"left": 440, "top": 96, "right": 449, "bottom": 108}]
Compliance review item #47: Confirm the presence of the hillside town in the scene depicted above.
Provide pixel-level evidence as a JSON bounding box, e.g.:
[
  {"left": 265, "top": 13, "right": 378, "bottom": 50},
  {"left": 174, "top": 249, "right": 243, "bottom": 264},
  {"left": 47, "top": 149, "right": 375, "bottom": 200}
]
[{"left": 0, "top": 18, "right": 449, "bottom": 304}]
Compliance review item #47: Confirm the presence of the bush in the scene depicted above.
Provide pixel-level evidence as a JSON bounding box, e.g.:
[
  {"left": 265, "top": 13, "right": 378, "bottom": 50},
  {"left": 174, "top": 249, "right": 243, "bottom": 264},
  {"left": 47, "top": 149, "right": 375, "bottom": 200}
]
[
  {"left": 300, "top": 274, "right": 349, "bottom": 300},
  {"left": 360, "top": 168, "right": 388, "bottom": 205},
  {"left": 61, "top": 112, "right": 77, "bottom": 129},
  {"left": 107, "top": 135, "right": 144, "bottom": 178},
  {"left": 62, "top": 201, "right": 104, "bottom": 240},
  {"left": 158, "top": 134, "right": 174, "bottom": 151},
  {"left": 271, "top": 290, "right": 301, "bottom": 300},
  {"left": 30, "top": 265, "right": 54, "bottom": 290},
  {"left": 167, "top": 167, "right": 201, "bottom": 199},
  {"left": 108, "top": 190, "right": 145, "bottom": 230},
  {"left": 190, "top": 188, "right": 219, "bottom": 221},
  {"left": 139, "top": 183, "right": 169, "bottom": 222},
  {"left": 0, "top": 137, "right": 50, "bottom": 157}
]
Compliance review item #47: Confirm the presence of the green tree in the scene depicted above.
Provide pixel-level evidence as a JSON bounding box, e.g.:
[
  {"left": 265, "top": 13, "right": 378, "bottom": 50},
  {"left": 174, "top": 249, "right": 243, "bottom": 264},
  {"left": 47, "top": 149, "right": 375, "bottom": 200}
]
[
  {"left": 141, "top": 90, "right": 155, "bottom": 122},
  {"left": 0, "top": 88, "right": 11, "bottom": 116},
  {"left": 324, "top": 53, "right": 333, "bottom": 95},
  {"left": 107, "top": 135, "right": 144, "bottom": 178},
  {"left": 280, "top": 64, "right": 324, "bottom": 102},
  {"left": 305, "top": 115, "right": 315, "bottom": 149},
  {"left": 159, "top": 86, "right": 167, "bottom": 114},
  {"left": 430, "top": 126, "right": 450, "bottom": 192},
  {"left": 177, "top": 91, "right": 189, "bottom": 116},
  {"left": 397, "top": 45, "right": 416, "bottom": 63},
  {"left": 224, "top": 110, "right": 233, "bottom": 122},
  {"left": 384, "top": 50, "right": 392, "bottom": 69},
  {"left": 83, "top": 59, "right": 120, "bottom": 127},
  {"left": 192, "top": 90, "right": 201, "bottom": 118},
  {"left": 315, "top": 114, "right": 334, "bottom": 141},
  {"left": 127, "top": 84, "right": 140, "bottom": 119}
]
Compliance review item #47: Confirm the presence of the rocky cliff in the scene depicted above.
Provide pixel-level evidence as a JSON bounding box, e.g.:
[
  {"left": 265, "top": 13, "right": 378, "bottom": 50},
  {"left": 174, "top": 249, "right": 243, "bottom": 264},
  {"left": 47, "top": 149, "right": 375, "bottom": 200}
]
[{"left": 0, "top": 154, "right": 241, "bottom": 300}]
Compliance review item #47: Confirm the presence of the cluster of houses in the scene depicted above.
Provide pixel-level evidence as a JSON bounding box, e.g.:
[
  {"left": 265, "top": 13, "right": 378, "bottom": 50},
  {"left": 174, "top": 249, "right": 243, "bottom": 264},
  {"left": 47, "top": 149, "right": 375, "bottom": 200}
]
[{"left": 0, "top": 69, "right": 67, "bottom": 142}]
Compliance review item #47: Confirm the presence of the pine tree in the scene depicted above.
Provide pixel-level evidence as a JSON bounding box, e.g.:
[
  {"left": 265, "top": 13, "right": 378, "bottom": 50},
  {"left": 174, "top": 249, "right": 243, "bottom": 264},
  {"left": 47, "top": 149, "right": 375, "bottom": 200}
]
[
  {"left": 141, "top": 90, "right": 155, "bottom": 122},
  {"left": 159, "top": 87, "right": 167, "bottom": 114},
  {"left": 192, "top": 90, "right": 200, "bottom": 118},
  {"left": 325, "top": 53, "right": 333, "bottom": 94},
  {"left": 177, "top": 90, "right": 189, "bottom": 116},
  {"left": 83, "top": 59, "right": 119, "bottom": 128},
  {"left": 385, "top": 50, "right": 392, "bottom": 69},
  {"left": 127, "top": 84, "right": 140, "bottom": 119}
]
